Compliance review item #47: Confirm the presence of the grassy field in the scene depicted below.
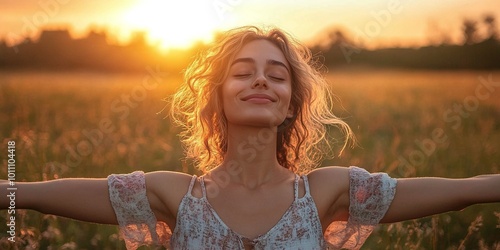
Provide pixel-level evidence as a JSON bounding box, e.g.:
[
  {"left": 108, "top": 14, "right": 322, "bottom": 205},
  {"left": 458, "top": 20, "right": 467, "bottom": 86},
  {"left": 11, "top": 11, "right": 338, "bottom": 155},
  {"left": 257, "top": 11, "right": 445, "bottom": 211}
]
[{"left": 0, "top": 69, "right": 499, "bottom": 249}]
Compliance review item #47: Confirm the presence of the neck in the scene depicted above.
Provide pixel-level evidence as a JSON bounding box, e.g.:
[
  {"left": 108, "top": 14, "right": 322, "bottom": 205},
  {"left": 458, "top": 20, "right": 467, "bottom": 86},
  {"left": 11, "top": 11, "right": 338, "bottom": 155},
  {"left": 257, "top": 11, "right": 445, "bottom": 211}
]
[{"left": 217, "top": 124, "right": 287, "bottom": 187}]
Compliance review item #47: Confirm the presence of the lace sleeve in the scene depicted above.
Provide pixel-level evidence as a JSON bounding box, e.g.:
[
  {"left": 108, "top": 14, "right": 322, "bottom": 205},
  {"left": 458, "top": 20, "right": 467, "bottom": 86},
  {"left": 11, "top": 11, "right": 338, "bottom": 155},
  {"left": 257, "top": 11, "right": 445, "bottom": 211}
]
[
  {"left": 324, "top": 166, "right": 397, "bottom": 250},
  {"left": 108, "top": 171, "right": 171, "bottom": 250}
]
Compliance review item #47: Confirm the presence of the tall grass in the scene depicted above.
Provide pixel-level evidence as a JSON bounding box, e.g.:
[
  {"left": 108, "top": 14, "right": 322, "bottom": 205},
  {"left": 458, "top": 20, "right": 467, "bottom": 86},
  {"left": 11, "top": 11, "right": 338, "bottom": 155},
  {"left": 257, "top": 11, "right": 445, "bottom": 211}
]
[{"left": 0, "top": 69, "right": 499, "bottom": 249}]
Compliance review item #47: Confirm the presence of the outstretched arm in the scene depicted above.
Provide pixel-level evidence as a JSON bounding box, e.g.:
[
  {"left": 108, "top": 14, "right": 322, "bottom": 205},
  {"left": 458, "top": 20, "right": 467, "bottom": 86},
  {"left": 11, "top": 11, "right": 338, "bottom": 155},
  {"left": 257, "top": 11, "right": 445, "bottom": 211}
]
[
  {"left": 1, "top": 178, "right": 117, "bottom": 225},
  {"left": 1, "top": 171, "right": 192, "bottom": 227},
  {"left": 381, "top": 174, "right": 500, "bottom": 223}
]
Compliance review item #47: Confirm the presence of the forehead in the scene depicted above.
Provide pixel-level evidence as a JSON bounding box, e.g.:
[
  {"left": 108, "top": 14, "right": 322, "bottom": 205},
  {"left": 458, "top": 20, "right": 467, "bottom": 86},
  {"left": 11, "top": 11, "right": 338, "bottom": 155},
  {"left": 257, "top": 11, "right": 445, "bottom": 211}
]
[{"left": 232, "top": 39, "right": 289, "bottom": 68}]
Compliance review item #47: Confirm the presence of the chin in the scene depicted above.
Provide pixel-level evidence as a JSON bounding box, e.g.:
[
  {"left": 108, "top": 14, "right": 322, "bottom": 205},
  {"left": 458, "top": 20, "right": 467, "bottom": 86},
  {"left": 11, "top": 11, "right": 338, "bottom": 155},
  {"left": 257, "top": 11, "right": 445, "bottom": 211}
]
[
  {"left": 225, "top": 107, "right": 288, "bottom": 127},
  {"left": 230, "top": 116, "right": 285, "bottom": 128}
]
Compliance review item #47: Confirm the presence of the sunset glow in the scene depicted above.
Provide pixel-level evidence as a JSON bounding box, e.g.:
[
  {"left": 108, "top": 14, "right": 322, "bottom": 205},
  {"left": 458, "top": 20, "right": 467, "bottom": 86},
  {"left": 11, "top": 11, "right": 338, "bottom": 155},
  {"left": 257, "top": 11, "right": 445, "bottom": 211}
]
[
  {"left": 119, "top": 0, "right": 219, "bottom": 49},
  {"left": 0, "top": 0, "right": 499, "bottom": 49}
]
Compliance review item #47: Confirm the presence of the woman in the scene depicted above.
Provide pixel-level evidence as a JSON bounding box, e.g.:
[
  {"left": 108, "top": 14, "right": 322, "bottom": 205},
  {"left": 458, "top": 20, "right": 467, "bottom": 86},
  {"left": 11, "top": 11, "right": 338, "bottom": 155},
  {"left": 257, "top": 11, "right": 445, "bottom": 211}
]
[{"left": 1, "top": 26, "right": 499, "bottom": 249}]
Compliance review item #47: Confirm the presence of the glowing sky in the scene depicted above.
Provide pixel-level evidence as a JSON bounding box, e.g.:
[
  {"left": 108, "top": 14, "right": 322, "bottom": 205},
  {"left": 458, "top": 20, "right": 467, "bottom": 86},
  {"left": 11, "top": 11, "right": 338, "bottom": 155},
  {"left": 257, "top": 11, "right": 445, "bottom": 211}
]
[{"left": 1, "top": 0, "right": 499, "bottom": 49}]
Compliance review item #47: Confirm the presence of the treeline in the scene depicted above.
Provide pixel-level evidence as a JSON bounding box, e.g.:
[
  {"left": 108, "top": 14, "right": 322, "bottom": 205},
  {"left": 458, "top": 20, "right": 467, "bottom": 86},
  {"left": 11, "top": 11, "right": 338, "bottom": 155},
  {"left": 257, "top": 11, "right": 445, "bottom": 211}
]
[
  {"left": 1, "top": 15, "right": 499, "bottom": 72},
  {"left": 313, "top": 35, "right": 500, "bottom": 70},
  {"left": 0, "top": 30, "right": 198, "bottom": 73},
  {"left": 312, "top": 14, "right": 500, "bottom": 69}
]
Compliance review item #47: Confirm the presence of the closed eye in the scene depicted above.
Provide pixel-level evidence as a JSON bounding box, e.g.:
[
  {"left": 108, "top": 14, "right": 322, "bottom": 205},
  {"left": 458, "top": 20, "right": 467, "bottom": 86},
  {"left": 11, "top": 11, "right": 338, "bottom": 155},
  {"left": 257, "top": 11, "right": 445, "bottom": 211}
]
[
  {"left": 234, "top": 74, "right": 251, "bottom": 78},
  {"left": 269, "top": 76, "right": 285, "bottom": 81}
]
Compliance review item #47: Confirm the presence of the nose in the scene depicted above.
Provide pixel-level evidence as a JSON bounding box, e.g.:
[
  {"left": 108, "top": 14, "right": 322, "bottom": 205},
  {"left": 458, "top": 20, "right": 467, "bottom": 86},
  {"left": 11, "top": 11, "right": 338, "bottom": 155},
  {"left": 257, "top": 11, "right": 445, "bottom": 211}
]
[{"left": 252, "top": 75, "right": 268, "bottom": 89}]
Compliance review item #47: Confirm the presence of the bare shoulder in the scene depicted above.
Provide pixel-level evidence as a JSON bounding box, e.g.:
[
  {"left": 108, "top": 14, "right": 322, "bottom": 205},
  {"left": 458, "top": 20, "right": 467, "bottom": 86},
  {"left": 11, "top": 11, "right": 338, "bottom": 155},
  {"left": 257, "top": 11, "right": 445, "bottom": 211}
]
[
  {"left": 307, "top": 166, "right": 351, "bottom": 222},
  {"left": 307, "top": 166, "right": 350, "bottom": 192},
  {"left": 145, "top": 171, "right": 193, "bottom": 190},
  {"left": 144, "top": 171, "right": 194, "bottom": 223}
]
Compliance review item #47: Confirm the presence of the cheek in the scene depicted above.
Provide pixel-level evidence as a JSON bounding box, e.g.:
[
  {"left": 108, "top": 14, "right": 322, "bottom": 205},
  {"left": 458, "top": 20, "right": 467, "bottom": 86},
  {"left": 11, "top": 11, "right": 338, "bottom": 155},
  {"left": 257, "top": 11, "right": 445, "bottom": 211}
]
[
  {"left": 278, "top": 86, "right": 293, "bottom": 107},
  {"left": 220, "top": 82, "right": 240, "bottom": 116},
  {"left": 221, "top": 84, "right": 233, "bottom": 107},
  {"left": 284, "top": 86, "right": 295, "bottom": 117},
  {"left": 221, "top": 79, "right": 239, "bottom": 98}
]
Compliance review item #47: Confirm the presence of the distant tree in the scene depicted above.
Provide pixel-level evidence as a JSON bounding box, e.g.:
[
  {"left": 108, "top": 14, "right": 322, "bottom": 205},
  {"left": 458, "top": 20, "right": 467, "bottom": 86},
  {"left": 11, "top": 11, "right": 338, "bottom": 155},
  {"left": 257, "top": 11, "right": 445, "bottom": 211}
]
[
  {"left": 0, "top": 38, "right": 6, "bottom": 48},
  {"left": 37, "top": 29, "right": 72, "bottom": 45},
  {"left": 462, "top": 19, "right": 478, "bottom": 45},
  {"left": 483, "top": 14, "right": 497, "bottom": 40},
  {"left": 129, "top": 31, "right": 148, "bottom": 48},
  {"left": 85, "top": 30, "right": 108, "bottom": 45},
  {"left": 328, "top": 30, "right": 346, "bottom": 46},
  {"left": 425, "top": 20, "right": 453, "bottom": 46}
]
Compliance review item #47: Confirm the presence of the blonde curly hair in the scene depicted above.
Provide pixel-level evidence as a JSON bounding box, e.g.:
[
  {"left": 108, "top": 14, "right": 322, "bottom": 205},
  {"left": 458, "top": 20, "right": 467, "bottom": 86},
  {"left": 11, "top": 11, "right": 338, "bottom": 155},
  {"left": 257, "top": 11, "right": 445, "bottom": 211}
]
[{"left": 171, "top": 26, "right": 354, "bottom": 174}]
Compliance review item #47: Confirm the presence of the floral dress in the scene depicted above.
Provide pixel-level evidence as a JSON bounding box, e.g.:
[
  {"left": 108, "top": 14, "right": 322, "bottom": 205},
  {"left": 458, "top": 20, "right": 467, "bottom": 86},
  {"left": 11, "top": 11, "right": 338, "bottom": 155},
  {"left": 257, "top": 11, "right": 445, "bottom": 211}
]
[{"left": 107, "top": 166, "right": 397, "bottom": 249}]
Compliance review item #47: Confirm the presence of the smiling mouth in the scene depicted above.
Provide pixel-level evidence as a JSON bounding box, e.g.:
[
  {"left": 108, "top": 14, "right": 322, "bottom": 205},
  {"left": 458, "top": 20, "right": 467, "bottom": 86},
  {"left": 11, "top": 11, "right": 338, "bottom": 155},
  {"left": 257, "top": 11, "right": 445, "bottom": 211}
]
[
  {"left": 244, "top": 98, "right": 273, "bottom": 104},
  {"left": 241, "top": 94, "right": 276, "bottom": 103}
]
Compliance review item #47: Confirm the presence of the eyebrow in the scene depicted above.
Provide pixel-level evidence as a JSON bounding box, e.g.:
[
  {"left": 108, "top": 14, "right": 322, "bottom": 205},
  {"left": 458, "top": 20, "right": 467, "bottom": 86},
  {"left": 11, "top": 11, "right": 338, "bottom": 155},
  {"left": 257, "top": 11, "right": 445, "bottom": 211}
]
[{"left": 230, "top": 57, "right": 290, "bottom": 73}]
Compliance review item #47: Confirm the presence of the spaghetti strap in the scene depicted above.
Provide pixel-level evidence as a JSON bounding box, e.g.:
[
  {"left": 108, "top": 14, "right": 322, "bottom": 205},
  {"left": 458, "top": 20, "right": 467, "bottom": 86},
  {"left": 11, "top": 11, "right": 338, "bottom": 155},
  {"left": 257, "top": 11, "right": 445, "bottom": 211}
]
[
  {"left": 293, "top": 175, "right": 300, "bottom": 200},
  {"left": 199, "top": 176, "right": 207, "bottom": 198},
  {"left": 186, "top": 175, "right": 197, "bottom": 196},
  {"left": 302, "top": 175, "right": 311, "bottom": 195}
]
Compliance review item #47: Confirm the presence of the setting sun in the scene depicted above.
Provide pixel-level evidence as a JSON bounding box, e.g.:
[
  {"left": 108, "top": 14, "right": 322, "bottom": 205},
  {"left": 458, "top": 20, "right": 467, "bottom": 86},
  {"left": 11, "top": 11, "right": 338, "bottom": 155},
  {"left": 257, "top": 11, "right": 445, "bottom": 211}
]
[{"left": 120, "top": 0, "right": 220, "bottom": 49}]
